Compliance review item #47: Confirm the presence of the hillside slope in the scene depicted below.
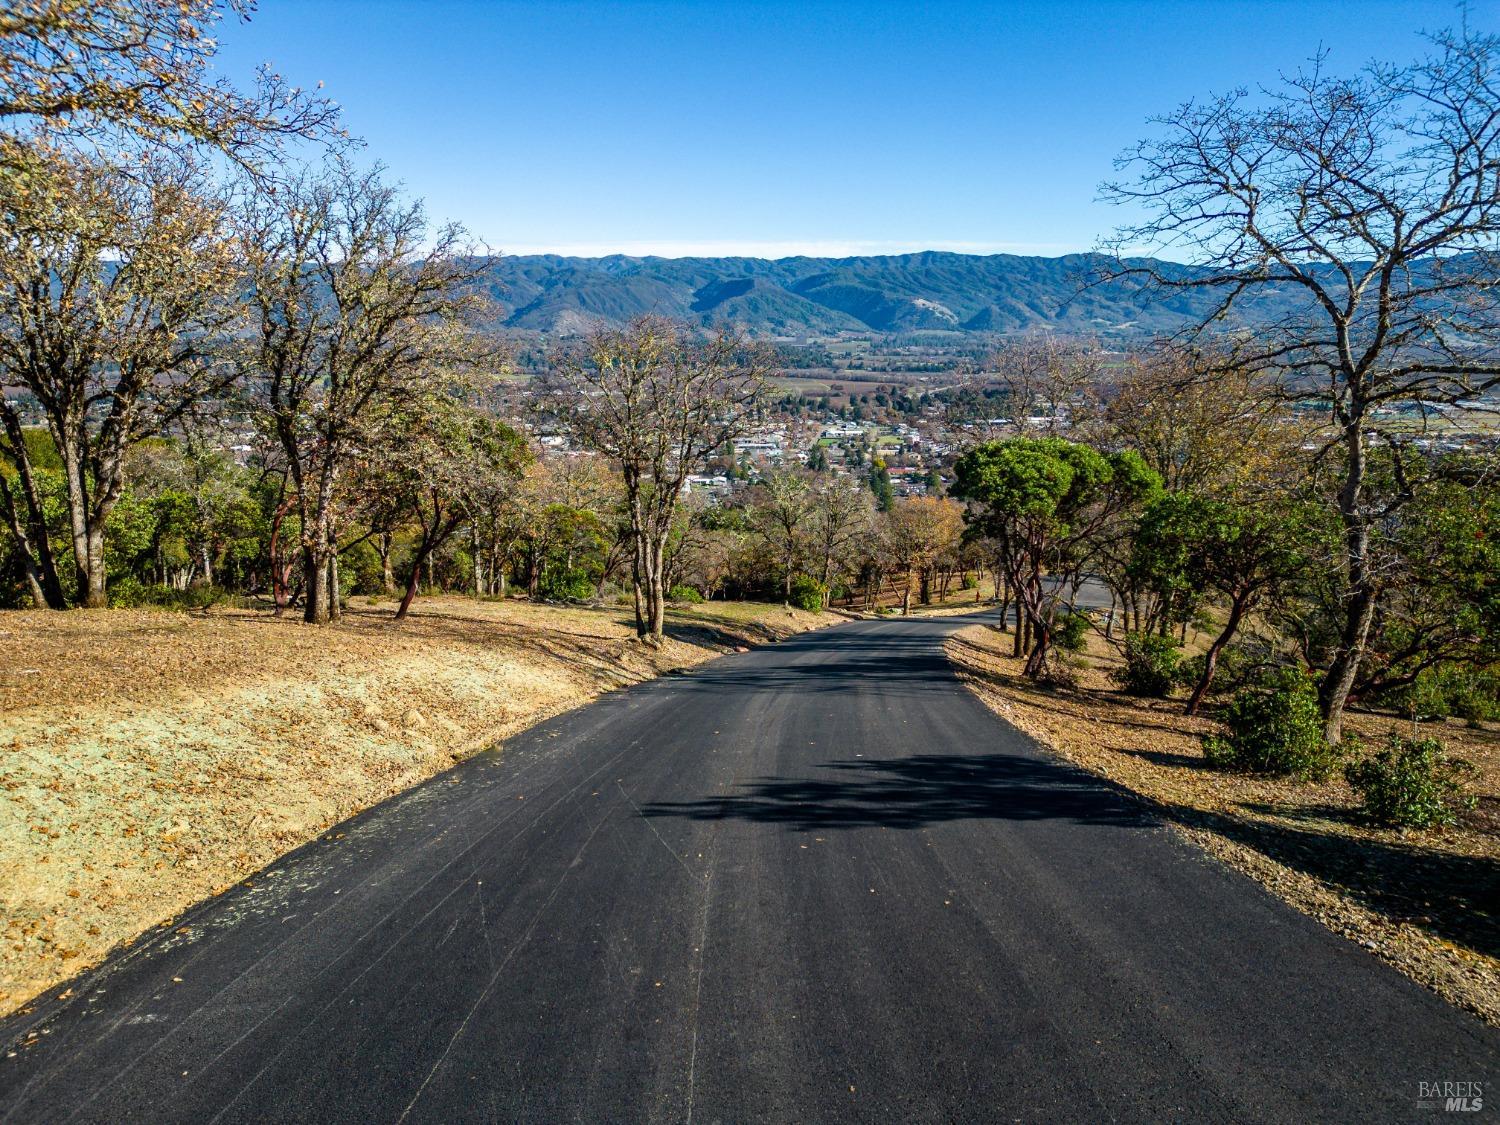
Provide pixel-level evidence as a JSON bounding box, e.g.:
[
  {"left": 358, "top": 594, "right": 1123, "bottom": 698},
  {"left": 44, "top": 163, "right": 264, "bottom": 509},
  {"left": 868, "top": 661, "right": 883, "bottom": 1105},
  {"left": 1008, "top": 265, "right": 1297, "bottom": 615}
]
[
  {"left": 474, "top": 250, "right": 1313, "bottom": 336},
  {"left": 0, "top": 597, "right": 828, "bottom": 1016}
]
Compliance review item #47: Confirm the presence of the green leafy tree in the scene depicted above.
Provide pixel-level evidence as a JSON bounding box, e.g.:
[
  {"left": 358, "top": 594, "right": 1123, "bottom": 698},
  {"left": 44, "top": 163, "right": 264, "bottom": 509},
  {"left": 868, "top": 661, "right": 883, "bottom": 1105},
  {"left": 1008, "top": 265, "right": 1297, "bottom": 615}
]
[
  {"left": 954, "top": 437, "right": 1160, "bottom": 678},
  {"left": 1132, "top": 493, "right": 1320, "bottom": 714}
]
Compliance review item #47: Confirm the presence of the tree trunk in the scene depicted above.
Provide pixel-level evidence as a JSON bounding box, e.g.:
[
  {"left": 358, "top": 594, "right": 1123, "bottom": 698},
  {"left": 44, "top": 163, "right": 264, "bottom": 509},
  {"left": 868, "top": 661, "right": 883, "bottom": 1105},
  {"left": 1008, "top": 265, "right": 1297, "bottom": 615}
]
[
  {"left": 470, "top": 524, "right": 485, "bottom": 597},
  {"left": 378, "top": 530, "right": 396, "bottom": 594},
  {"left": 80, "top": 526, "right": 107, "bottom": 608},
  {"left": 0, "top": 476, "right": 60, "bottom": 608},
  {"left": 1319, "top": 419, "right": 1375, "bottom": 745},
  {"left": 1186, "top": 595, "right": 1248, "bottom": 716},
  {"left": 327, "top": 545, "right": 342, "bottom": 622},
  {"left": 1319, "top": 582, "right": 1377, "bottom": 743},
  {"left": 395, "top": 534, "right": 435, "bottom": 622},
  {"left": 303, "top": 545, "right": 331, "bottom": 624},
  {"left": 0, "top": 405, "right": 67, "bottom": 608}
]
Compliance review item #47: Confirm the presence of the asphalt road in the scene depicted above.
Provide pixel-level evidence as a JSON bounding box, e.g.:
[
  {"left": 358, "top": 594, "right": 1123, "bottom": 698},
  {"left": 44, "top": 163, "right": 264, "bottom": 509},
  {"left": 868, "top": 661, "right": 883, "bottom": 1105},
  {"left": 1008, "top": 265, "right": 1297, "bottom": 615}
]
[{"left": 2, "top": 612, "right": 1496, "bottom": 1123}]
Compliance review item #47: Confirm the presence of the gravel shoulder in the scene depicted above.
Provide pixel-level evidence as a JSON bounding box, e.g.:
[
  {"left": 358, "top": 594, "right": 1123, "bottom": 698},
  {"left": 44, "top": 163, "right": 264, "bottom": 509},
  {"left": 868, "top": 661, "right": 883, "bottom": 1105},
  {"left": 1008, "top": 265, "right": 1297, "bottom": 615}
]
[
  {"left": 947, "top": 622, "right": 1500, "bottom": 1027},
  {"left": 1, "top": 595, "right": 826, "bottom": 1017}
]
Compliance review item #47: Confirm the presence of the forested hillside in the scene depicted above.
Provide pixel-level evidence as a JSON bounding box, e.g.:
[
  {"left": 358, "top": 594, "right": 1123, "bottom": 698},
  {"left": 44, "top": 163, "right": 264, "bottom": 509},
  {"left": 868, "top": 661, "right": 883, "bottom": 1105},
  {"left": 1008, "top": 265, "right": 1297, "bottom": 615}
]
[{"left": 476, "top": 251, "right": 1311, "bottom": 336}]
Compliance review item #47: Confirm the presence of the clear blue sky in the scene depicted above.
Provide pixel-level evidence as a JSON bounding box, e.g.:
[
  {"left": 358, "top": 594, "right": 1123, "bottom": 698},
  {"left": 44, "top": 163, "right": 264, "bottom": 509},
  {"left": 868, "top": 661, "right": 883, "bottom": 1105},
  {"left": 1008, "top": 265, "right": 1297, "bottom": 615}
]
[{"left": 216, "top": 0, "right": 1486, "bottom": 258}]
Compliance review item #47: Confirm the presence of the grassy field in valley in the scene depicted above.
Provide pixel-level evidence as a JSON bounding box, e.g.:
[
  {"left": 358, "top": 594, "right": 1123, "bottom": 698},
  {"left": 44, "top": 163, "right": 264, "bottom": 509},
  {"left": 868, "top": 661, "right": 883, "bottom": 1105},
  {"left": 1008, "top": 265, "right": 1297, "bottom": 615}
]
[{"left": 0, "top": 595, "right": 827, "bottom": 1017}]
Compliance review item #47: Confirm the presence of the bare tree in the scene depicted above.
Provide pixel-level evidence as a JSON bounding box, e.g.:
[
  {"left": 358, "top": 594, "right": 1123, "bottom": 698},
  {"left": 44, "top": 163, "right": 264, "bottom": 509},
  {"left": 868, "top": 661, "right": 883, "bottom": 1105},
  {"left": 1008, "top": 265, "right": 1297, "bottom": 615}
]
[
  {"left": 1, "top": 0, "right": 339, "bottom": 164},
  {"left": 882, "top": 496, "right": 964, "bottom": 615},
  {"left": 546, "top": 317, "right": 767, "bottom": 642},
  {"left": 0, "top": 141, "right": 237, "bottom": 606},
  {"left": 985, "top": 335, "right": 1106, "bottom": 436},
  {"left": 238, "top": 159, "right": 489, "bottom": 624},
  {"left": 751, "top": 469, "right": 812, "bottom": 602},
  {"left": 1103, "top": 28, "right": 1500, "bottom": 741},
  {"left": 808, "top": 474, "right": 875, "bottom": 605}
]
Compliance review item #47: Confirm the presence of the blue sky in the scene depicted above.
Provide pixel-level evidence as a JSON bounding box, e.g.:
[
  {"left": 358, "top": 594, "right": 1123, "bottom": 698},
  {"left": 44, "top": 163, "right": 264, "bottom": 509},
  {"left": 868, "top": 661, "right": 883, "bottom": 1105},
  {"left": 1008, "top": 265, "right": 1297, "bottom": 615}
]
[{"left": 216, "top": 0, "right": 1486, "bottom": 258}]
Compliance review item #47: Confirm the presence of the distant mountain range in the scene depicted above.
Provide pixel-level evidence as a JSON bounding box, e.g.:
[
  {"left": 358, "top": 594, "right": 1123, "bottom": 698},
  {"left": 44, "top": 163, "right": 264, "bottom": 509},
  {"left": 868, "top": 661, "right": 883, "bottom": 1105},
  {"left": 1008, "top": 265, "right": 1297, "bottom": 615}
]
[{"left": 473, "top": 251, "right": 1309, "bottom": 337}]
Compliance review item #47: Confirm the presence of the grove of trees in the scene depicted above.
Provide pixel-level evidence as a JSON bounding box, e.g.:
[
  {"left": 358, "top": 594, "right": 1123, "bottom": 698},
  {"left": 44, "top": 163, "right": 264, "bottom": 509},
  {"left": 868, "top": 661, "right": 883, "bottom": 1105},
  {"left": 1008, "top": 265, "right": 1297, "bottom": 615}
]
[{"left": 1, "top": 4, "right": 1497, "bottom": 759}]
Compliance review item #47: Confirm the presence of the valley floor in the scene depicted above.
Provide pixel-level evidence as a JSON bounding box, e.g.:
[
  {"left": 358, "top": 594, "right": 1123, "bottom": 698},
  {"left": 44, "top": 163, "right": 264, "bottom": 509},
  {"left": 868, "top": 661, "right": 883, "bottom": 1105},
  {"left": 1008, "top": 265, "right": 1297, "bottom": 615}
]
[
  {"left": 947, "top": 623, "right": 1500, "bottom": 1026},
  {"left": 0, "top": 595, "right": 826, "bottom": 1017}
]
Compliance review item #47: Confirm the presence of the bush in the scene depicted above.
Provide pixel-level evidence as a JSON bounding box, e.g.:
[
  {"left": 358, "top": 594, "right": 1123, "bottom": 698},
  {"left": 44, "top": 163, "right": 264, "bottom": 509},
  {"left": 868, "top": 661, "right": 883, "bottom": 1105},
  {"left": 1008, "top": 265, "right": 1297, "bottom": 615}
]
[
  {"left": 667, "top": 584, "right": 704, "bottom": 604},
  {"left": 1111, "top": 632, "right": 1179, "bottom": 697},
  {"left": 107, "top": 575, "right": 156, "bottom": 608},
  {"left": 1174, "top": 643, "right": 1265, "bottom": 697},
  {"left": 787, "top": 576, "right": 827, "bottom": 613},
  {"left": 108, "top": 579, "right": 245, "bottom": 611},
  {"left": 1344, "top": 736, "right": 1477, "bottom": 828},
  {"left": 1386, "top": 664, "right": 1500, "bottom": 726},
  {"left": 1202, "top": 668, "right": 1343, "bottom": 779},
  {"left": 344, "top": 539, "right": 387, "bottom": 597},
  {"left": 1053, "top": 610, "right": 1091, "bottom": 653},
  {"left": 538, "top": 569, "right": 595, "bottom": 602}
]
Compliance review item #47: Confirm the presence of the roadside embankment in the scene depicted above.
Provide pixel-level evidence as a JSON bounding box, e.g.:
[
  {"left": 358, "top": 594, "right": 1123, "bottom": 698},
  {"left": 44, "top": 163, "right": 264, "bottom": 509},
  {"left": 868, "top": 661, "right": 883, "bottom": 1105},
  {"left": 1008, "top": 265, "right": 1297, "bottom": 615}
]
[
  {"left": 947, "top": 623, "right": 1500, "bottom": 1027},
  {"left": 1, "top": 596, "right": 826, "bottom": 1016}
]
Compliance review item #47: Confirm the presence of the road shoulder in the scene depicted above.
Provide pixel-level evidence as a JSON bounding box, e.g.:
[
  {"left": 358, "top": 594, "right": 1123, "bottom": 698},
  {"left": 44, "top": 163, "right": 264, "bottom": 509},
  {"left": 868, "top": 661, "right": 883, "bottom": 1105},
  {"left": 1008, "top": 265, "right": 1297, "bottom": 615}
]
[{"left": 946, "top": 622, "right": 1500, "bottom": 1028}]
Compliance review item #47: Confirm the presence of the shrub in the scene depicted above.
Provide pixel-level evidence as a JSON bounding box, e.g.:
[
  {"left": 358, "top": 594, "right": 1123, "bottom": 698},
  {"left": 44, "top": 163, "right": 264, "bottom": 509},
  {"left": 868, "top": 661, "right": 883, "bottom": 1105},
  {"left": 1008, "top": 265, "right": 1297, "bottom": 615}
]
[
  {"left": 1053, "top": 610, "right": 1091, "bottom": 653},
  {"left": 1344, "top": 736, "right": 1477, "bottom": 828},
  {"left": 1039, "top": 654, "right": 1080, "bottom": 689},
  {"left": 960, "top": 573, "right": 979, "bottom": 591},
  {"left": 1386, "top": 664, "right": 1500, "bottom": 726},
  {"left": 1202, "top": 668, "right": 1342, "bottom": 779},
  {"left": 1111, "top": 632, "right": 1179, "bottom": 697},
  {"left": 344, "top": 539, "right": 386, "bottom": 596},
  {"left": 667, "top": 584, "right": 704, "bottom": 604},
  {"left": 107, "top": 575, "right": 155, "bottom": 608},
  {"left": 538, "top": 569, "right": 595, "bottom": 602},
  {"left": 1174, "top": 643, "right": 1265, "bottom": 698},
  {"left": 787, "top": 576, "right": 827, "bottom": 613},
  {"left": 108, "top": 579, "right": 245, "bottom": 611}
]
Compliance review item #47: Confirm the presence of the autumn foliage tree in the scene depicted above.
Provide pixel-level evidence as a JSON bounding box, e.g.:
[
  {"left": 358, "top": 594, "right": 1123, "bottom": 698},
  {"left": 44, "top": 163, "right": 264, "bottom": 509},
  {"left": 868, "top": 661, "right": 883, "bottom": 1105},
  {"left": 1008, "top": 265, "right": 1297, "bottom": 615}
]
[
  {"left": 0, "top": 0, "right": 339, "bottom": 164},
  {"left": 545, "top": 317, "right": 767, "bottom": 642},
  {"left": 238, "top": 159, "right": 489, "bottom": 624},
  {"left": 883, "top": 496, "right": 964, "bottom": 615}
]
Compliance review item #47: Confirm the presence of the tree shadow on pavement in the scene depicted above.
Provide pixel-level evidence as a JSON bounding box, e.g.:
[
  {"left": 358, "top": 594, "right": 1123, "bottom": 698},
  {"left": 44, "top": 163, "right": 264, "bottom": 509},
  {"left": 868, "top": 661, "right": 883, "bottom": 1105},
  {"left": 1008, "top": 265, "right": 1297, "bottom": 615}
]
[
  {"left": 1165, "top": 802, "right": 1500, "bottom": 961},
  {"left": 642, "top": 751, "right": 1151, "bottom": 832}
]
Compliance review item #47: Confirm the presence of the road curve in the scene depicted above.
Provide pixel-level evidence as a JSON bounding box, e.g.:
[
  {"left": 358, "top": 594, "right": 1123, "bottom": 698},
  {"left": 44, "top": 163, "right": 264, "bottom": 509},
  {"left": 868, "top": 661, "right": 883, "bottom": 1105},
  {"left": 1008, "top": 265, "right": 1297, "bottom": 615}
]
[{"left": 2, "top": 612, "right": 1496, "bottom": 1123}]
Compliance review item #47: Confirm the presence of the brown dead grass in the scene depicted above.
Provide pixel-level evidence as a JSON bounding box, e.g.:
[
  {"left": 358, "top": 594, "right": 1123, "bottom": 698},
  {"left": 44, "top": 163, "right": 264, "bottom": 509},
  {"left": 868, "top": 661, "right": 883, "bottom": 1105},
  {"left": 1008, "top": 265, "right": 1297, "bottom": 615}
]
[
  {"left": 0, "top": 595, "right": 825, "bottom": 1017},
  {"left": 947, "top": 623, "right": 1500, "bottom": 1027}
]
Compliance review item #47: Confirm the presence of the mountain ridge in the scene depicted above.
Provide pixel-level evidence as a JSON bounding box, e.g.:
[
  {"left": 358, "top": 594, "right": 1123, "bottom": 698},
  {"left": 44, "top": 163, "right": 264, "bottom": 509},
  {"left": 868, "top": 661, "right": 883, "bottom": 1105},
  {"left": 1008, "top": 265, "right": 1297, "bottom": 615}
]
[{"left": 472, "top": 250, "right": 1300, "bottom": 337}]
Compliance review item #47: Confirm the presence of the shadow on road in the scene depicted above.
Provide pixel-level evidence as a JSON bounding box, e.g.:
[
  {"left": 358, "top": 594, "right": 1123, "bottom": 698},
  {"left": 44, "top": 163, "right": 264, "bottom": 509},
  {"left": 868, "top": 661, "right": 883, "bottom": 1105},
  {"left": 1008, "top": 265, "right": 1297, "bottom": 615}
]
[
  {"left": 642, "top": 751, "right": 1151, "bottom": 832},
  {"left": 671, "top": 629, "right": 967, "bottom": 698},
  {"left": 1170, "top": 803, "right": 1500, "bottom": 960}
]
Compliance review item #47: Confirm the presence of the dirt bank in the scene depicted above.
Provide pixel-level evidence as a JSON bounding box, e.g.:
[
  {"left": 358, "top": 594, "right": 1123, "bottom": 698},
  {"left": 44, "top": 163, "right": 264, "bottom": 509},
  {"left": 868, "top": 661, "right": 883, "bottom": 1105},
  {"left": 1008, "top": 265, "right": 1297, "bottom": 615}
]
[
  {"left": 948, "top": 623, "right": 1500, "bottom": 1027},
  {"left": 1, "top": 596, "right": 825, "bottom": 1016}
]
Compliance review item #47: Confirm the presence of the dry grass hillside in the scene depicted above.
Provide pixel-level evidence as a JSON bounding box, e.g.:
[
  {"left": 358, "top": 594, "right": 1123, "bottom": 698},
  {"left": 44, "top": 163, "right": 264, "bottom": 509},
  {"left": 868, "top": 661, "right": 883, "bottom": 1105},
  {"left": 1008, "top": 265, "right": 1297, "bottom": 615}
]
[
  {"left": 1, "top": 595, "right": 826, "bottom": 1017},
  {"left": 948, "top": 623, "right": 1500, "bottom": 1027}
]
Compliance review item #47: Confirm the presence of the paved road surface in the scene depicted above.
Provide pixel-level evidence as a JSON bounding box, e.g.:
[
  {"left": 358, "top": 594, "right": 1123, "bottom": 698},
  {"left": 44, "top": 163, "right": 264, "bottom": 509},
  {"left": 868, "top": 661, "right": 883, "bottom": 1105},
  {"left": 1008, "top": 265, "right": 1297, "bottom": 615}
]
[{"left": 2, "top": 612, "right": 1496, "bottom": 1122}]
